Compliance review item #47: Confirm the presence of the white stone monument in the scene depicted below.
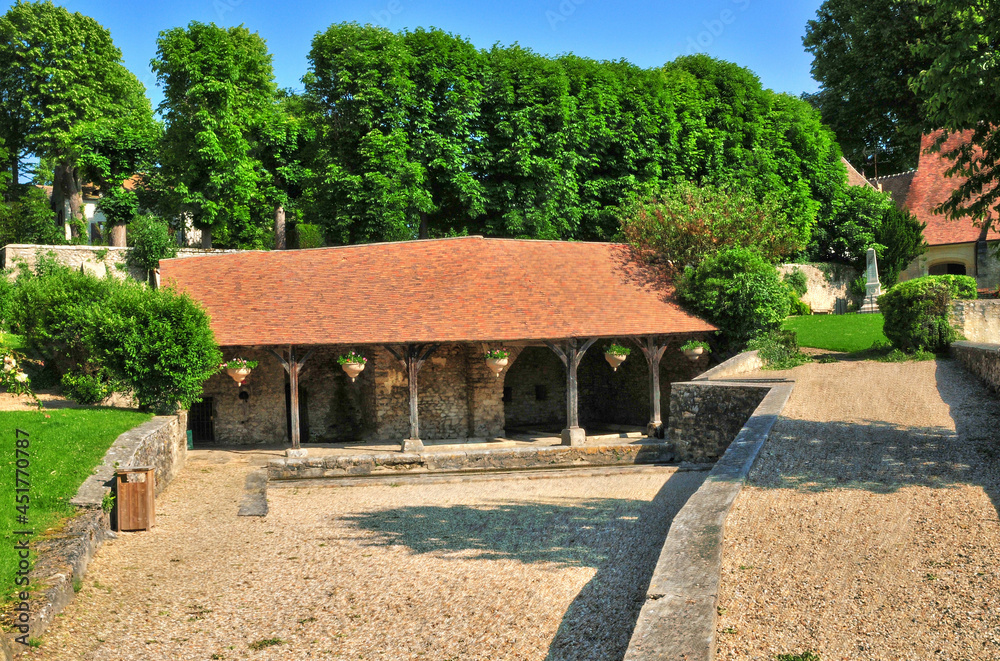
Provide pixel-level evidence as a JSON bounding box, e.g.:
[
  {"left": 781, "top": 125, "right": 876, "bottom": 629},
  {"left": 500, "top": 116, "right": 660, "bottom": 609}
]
[{"left": 860, "top": 248, "right": 881, "bottom": 313}]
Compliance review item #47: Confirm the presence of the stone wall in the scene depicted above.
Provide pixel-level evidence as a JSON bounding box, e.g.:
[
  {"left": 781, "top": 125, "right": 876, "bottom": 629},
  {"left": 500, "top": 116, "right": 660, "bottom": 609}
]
[
  {"left": 668, "top": 383, "right": 770, "bottom": 463},
  {"left": 952, "top": 341, "right": 1000, "bottom": 391},
  {"left": 0, "top": 243, "right": 238, "bottom": 283},
  {"left": 952, "top": 300, "right": 1000, "bottom": 344},
  {"left": 778, "top": 263, "right": 856, "bottom": 313}
]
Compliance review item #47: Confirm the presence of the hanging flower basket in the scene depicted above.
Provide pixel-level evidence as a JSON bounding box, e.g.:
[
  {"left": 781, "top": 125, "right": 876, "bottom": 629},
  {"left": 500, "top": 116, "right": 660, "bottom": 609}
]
[
  {"left": 681, "top": 340, "right": 711, "bottom": 361},
  {"left": 337, "top": 352, "right": 367, "bottom": 382},
  {"left": 604, "top": 343, "right": 631, "bottom": 372},
  {"left": 484, "top": 348, "right": 510, "bottom": 377},
  {"left": 220, "top": 358, "right": 258, "bottom": 386}
]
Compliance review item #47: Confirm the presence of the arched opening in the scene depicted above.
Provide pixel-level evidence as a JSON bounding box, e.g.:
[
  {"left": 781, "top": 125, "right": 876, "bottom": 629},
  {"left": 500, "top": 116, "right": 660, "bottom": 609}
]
[{"left": 928, "top": 262, "right": 968, "bottom": 276}]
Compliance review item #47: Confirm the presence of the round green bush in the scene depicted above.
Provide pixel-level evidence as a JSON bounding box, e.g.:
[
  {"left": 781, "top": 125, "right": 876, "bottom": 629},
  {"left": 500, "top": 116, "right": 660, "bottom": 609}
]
[
  {"left": 878, "top": 276, "right": 961, "bottom": 353},
  {"left": 678, "top": 247, "right": 790, "bottom": 346},
  {"left": 60, "top": 370, "right": 117, "bottom": 405}
]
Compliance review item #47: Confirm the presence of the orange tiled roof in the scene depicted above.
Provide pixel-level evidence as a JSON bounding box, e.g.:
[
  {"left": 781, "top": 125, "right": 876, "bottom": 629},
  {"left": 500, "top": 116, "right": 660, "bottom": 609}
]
[
  {"left": 905, "top": 130, "right": 1000, "bottom": 246},
  {"left": 842, "top": 157, "right": 875, "bottom": 189},
  {"left": 159, "top": 237, "right": 716, "bottom": 346}
]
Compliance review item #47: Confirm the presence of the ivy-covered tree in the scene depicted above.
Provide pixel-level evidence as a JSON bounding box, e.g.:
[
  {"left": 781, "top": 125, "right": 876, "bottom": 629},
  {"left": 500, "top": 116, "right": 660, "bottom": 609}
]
[
  {"left": 802, "top": 0, "right": 931, "bottom": 175},
  {"left": 151, "top": 22, "right": 278, "bottom": 249},
  {"left": 0, "top": 0, "right": 156, "bottom": 240}
]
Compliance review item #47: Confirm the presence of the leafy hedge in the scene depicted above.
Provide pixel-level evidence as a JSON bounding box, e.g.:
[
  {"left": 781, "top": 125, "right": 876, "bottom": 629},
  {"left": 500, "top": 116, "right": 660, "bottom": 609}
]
[
  {"left": 878, "top": 275, "right": 976, "bottom": 353},
  {"left": 677, "top": 247, "right": 790, "bottom": 346},
  {"left": 293, "top": 223, "right": 325, "bottom": 249},
  {"left": 7, "top": 256, "right": 221, "bottom": 413}
]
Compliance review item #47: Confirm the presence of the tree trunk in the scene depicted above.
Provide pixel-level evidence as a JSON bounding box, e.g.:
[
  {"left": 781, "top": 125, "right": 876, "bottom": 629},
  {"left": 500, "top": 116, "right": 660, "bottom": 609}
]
[
  {"left": 200, "top": 226, "right": 212, "bottom": 249},
  {"left": 9, "top": 155, "right": 17, "bottom": 188},
  {"left": 274, "top": 204, "right": 286, "bottom": 250},
  {"left": 109, "top": 222, "right": 127, "bottom": 247},
  {"left": 54, "top": 163, "right": 84, "bottom": 239},
  {"left": 419, "top": 212, "right": 429, "bottom": 240}
]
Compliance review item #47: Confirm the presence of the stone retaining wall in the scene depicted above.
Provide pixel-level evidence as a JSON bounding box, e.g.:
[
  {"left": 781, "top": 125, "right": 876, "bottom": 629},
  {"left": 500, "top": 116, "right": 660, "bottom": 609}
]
[
  {"left": 668, "top": 383, "right": 770, "bottom": 463},
  {"left": 952, "top": 300, "right": 1000, "bottom": 344},
  {"left": 778, "top": 263, "right": 855, "bottom": 313},
  {"left": 0, "top": 243, "right": 238, "bottom": 283},
  {"left": 952, "top": 341, "right": 1000, "bottom": 390},
  {"left": 625, "top": 380, "right": 794, "bottom": 661},
  {"left": 692, "top": 350, "right": 763, "bottom": 382},
  {"left": 8, "top": 413, "right": 189, "bottom": 655}
]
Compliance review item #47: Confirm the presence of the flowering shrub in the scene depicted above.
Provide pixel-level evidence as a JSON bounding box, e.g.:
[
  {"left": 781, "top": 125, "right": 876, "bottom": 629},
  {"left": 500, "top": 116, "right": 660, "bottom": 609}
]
[
  {"left": 0, "top": 348, "right": 39, "bottom": 406},
  {"left": 604, "top": 343, "right": 631, "bottom": 356},
  {"left": 337, "top": 352, "right": 367, "bottom": 365},
  {"left": 484, "top": 348, "right": 509, "bottom": 360},
  {"left": 219, "top": 358, "right": 258, "bottom": 370}
]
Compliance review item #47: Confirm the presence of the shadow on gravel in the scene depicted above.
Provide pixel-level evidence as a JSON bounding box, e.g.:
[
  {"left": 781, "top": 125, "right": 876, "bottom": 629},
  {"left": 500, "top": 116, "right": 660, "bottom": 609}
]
[
  {"left": 746, "top": 359, "right": 1000, "bottom": 517},
  {"left": 342, "top": 470, "right": 706, "bottom": 661}
]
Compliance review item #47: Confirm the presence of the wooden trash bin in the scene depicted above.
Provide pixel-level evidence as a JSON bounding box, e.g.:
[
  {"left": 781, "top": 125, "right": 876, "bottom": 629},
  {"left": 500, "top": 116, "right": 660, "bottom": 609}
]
[{"left": 115, "top": 466, "right": 155, "bottom": 532}]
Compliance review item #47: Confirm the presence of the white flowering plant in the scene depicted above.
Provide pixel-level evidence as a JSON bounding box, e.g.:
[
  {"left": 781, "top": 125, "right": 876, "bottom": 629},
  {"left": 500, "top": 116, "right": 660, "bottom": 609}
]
[{"left": 0, "top": 348, "right": 39, "bottom": 405}]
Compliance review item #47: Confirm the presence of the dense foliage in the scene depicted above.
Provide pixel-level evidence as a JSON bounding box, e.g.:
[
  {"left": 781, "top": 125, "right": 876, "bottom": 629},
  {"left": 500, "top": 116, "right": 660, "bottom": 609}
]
[
  {"left": 126, "top": 214, "right": 178, "bottom": 278},
  {"left": 621, "top": 181, "right": 805, "bottom": 268},
  {"left": 808, "top": 184, "right": 926, "bottom": 288},
  {"left": 677, "top": 248, "right": 790, "bottom": 346},
  {"left": 7, "top": 258, "right": 220, "bottom": 413},
  {"left": 878, "top": 275, "right": 976, "bottom": 353}
]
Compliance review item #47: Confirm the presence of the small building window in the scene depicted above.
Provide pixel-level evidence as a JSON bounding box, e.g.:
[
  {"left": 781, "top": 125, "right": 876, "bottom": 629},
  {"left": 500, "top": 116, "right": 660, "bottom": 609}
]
[
  {"left": 929, "top": 262, "right": 967, "bottom": 276},
  {"left": 502, "top": 386, "right": 512, "bottom": 403},
  {"left": 535, "top": 385, "right": 548, "bottom": 401}
]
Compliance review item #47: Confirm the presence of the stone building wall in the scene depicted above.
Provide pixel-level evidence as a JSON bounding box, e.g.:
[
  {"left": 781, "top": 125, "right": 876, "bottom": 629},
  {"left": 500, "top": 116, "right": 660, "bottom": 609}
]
[
  {"left": 778, "top": 263, "right": 856, "bottom": 313},
  {"left": 503, "top": 347, "right": 567, "bottom": 428},
  {"left": 952, "top": 300, "right": 1000, "bottom": 344}
]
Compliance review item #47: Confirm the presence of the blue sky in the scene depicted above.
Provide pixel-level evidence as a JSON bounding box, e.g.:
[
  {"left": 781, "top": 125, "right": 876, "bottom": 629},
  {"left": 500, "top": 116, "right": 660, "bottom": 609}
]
[{"left": 42, "top": 0, "right": 824, "bottom": 109}]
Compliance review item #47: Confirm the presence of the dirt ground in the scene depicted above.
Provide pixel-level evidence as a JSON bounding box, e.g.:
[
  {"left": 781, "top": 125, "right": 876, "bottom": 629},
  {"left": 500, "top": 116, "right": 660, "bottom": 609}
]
[
  {"left": 716, "top": 357, "right": 1000, "bottom": 661},
  {"left": 21, "top": 456, "right": 704, "bottom": 661}
]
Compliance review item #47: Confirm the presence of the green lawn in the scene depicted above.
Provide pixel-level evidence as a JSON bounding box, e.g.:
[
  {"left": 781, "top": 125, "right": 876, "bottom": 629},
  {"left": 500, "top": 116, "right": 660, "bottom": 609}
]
[
  {"left": 783, "top": 313, "right": 888, "bottom": 353},
  {"left": 1, "top": 333, "right": 25, "bottom": 351},
  {"left": 0, "top": 408, "right": 153, "bottom": 601}
]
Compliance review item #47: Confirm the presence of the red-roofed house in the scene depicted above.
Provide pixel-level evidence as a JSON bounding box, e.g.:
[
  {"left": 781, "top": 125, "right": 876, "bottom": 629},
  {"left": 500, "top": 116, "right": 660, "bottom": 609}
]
[
  {"left": 897, "top": 130, "right": 1000, "bottom": 286},
  {"left": 159, "top": 237, "right": 715, "bottom": 452}
]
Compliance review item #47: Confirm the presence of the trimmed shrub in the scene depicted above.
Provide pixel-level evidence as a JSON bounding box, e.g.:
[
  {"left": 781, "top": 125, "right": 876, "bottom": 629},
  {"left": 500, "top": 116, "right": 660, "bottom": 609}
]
[
  {"left": 878, "top": 276, "right": 959, "bottom": 353},
  {"left": 936, "top": 274, "right": 977, "bottom": 300},
  {"left": 678, "top": 247, "right": 790, "bottom": 346},
  {"left": 747, "top": 329, "right": 810, "bottom": 369},
  {"left": 10, "top": 260, "right": 221, "bottom": 413},
  {"left": 294, "top": 223, "right": 325, "bottom": 249}
]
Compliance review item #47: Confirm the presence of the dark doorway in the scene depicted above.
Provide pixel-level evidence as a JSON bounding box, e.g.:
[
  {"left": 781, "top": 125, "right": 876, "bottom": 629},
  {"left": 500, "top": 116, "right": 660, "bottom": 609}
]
[
  {"left": 188, "top": 398, "right": 214, "bottom": 443},
  {"left": 285, "top": 383, "right": 310, "bottom": 442},
  {"left": 929, "top": 262, "right": 967, "bottom": 276}
]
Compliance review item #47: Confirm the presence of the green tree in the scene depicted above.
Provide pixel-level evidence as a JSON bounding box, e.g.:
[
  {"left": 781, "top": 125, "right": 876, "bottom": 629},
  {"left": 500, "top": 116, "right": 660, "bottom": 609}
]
[
  {"left": 0, "top": 1, "right": 155, "bottom": 240},
  {"left": 802, "top": 0, "right": 931, "bottom": 175},
  {"left": 259, "top": 91, "right": 317, "bottom": 249},
  {"left": 912, "top": 1, "right": 1000, "bottom": 231},
  {"left": 808, "top": 184, "right": 925, "bottom": 287},
  {"left": 305, "top": 23, "right": 427, "bottom": 244},
  {"left": 151, "top": 22, "right": 278, "bottom": 249}
]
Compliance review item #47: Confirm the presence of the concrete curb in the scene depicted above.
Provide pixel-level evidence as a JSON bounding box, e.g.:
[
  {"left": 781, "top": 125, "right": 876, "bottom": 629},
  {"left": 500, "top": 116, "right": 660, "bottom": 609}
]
[
  {"left": 237, "top": 469, "right": 269, "bottom": 516},
  {"left": 267, "top": 442, "right": 675, "bottom": 481},
  {"left": 624, "top": 380, "right": 793, "bottom": 661}
]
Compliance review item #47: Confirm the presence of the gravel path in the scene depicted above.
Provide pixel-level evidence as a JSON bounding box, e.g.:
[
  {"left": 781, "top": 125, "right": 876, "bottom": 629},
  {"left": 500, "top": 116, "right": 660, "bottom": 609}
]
[
  {"left": 716, "top": 358, "right": 1000, "bottom": 661},
  {"left": 23, "top": 456, "right": 704, "bottom": 661}
]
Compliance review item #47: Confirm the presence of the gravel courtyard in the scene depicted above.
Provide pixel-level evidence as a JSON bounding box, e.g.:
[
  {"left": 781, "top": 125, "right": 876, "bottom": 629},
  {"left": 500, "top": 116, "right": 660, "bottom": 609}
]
[
  {"left": 716, "top": 357, "right": 1000, "bottom": 661},
  {"left": 24, "top": 458, "right": 704, "bottom": 660}
]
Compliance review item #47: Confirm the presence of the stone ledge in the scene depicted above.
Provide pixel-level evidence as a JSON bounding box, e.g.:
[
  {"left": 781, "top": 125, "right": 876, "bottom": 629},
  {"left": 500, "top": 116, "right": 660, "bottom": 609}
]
[
  {"left": 624, "top": 380, "right": 793, "bottom": 661},
  {"left": 267, "top": 442, "right": 675, "bottom": 480},
  {"left": 952, "top": 341, "right": 1000, "bottom": 391},
  {"left": 692, "top": 350, "right": 763, "bottom": 382}
]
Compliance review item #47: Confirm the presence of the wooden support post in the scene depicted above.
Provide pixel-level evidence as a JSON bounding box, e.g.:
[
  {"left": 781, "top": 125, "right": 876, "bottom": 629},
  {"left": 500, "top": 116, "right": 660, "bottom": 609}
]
[
  {"left": 268, "top": 346, "right": 316, "bottom": 456},
  {"left": 632, "top": 337, "right": 669, "bottom": 438},
  {"left": 545, "top": 338, "right": 597, "bottom": 446},
  {"left": 384, "top": 344, "right": 439, "bottom": 452}
]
